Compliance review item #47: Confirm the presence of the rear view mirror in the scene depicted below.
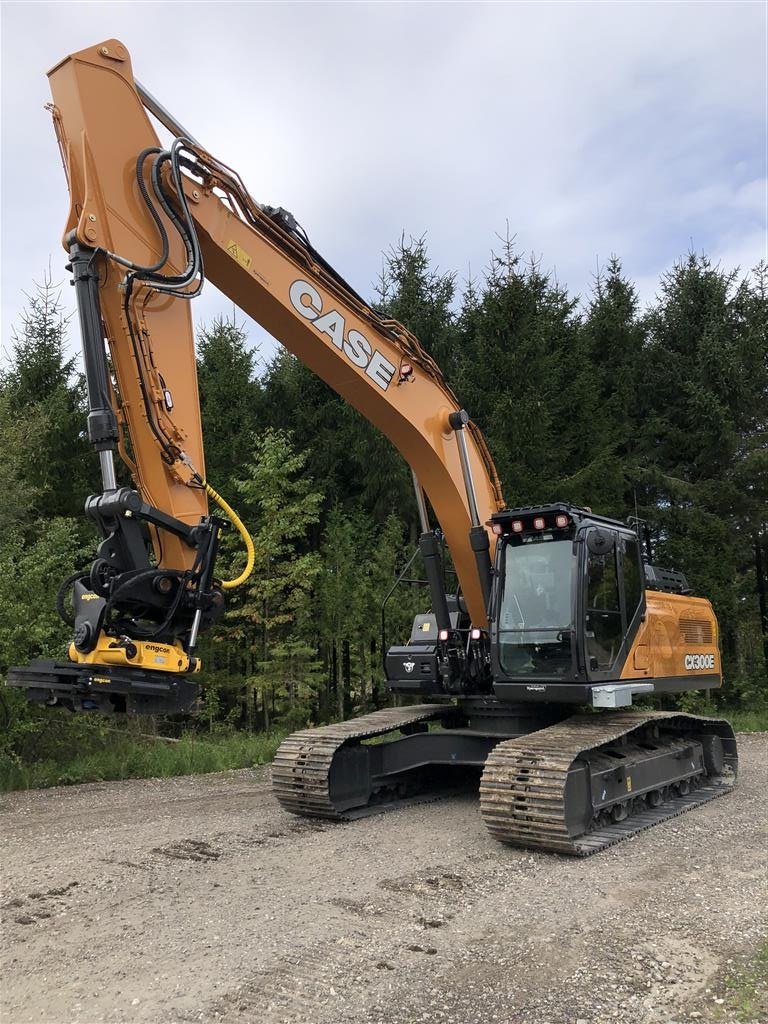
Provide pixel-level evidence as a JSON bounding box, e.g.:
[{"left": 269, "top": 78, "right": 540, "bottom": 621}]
[{"left": 586, "top": 529, "right": 616, "bottom": 555}]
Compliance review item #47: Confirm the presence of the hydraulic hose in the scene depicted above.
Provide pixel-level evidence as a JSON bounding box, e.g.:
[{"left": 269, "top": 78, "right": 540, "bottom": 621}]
[{"left": 203, "top": 481, "right": 255, "bottom": 590}]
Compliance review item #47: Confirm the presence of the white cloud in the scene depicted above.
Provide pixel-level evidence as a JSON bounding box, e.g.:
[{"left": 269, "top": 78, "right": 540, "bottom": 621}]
[{"left": 1, "top": 0, "right": 765, "bottom": 360}]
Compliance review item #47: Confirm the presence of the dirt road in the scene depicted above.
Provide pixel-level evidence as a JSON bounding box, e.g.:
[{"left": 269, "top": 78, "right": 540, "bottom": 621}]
[{"left": 2, "top": 733, "right": 766, "bottom": 1024}]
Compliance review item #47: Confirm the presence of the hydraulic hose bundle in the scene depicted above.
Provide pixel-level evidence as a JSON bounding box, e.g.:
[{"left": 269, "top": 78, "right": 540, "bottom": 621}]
[{"left": 87, "top": 138, "right": 255, "bottom": 592}]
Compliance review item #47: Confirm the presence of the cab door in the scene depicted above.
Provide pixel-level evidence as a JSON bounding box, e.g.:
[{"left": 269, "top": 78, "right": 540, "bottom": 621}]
[
  {"left": 583, "top": 530, "right": 624, "bottom": 680},
  {"left": 582, "top": 529, "right": 645, "bottom": 681}
]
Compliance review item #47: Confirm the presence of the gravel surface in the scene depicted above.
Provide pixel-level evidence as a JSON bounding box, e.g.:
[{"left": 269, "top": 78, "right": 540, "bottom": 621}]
[{"left": 1, "top": 733, "right": 766, "bottom": 1024}]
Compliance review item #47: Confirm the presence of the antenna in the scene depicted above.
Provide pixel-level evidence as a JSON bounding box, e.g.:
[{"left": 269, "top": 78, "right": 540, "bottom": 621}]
[{"left": 628, "top": 489, "right": 654, "bottom": 563}]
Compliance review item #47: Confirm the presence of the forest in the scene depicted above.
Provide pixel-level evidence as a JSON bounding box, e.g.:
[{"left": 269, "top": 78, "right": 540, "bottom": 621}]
[{"left": 0, "top": 237, "right": 766, "bottom": 789}]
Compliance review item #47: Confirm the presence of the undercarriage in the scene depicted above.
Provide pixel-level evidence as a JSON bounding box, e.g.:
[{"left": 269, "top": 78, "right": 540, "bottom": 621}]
[{"left": 272, "top": 699, "right": 737, "bottom": 855}]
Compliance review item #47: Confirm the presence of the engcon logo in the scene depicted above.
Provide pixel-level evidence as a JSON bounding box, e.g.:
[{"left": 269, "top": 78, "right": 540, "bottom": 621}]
[
  {"left": 289, "top": 280, "right": 396, "bottom": 391},
  {"left": 684, "top": 653, "right": 715, "bottom": 671}
]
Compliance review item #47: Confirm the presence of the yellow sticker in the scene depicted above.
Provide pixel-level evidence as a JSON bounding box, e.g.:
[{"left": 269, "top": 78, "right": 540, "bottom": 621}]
[
  {"left": 421, "top": 622, "right": 430, "bottom": 632},
  {"left": 626, "top": 775, "right": 632, "bottom": 792},
  {"left": 226, "top": 240, "right": 252, "bottom": 270}
]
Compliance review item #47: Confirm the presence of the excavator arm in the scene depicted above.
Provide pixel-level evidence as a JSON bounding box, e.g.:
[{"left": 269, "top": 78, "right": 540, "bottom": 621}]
[{"left": 8, "top": 38, "right": 504, "bottom": 711}]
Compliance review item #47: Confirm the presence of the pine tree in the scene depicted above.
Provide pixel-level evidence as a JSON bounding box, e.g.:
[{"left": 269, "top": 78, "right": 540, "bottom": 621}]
[
  {"left": 638, "top": 253, "right": 768, "bottom": 698},
  {"left": 376, "top": 234, "right": 458, "bottom": 374},
  {"left": 196, "top": 316, "right": 262, "bottom": 494},
  {"left": 1, "top": 273, "right": 90, "bottom": 519},
  {"left": 455, "top": 236, "right": 582, "bottom": 505},
  {"left": 212, "top": 429, "right": 324, "bottom": 729},
  {"left": 570, "top": 257, "right": 645, "bottom": 515}
]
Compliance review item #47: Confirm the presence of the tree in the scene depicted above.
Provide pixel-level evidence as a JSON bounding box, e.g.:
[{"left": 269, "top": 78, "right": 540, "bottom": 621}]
[
  {"left": 571, "top": 257, "right": 645, "bottom": 516},
  {"left": 207, "top": 429, "right": 324, "bottom": 729},
  {"left": 1, "top": 273, "right": 90, "bottom": 519},
  {"left": 638, "top": 254, "right": 768, "bottom": 699},
  {"left": 0, "top": 518, "right": 101, "bottom": 781},
  {"left": 455, "top": 235, "right": 583, "bottom": 505},
  {"left": 196, "top": 316, "right": 262, "bottom": 494}
]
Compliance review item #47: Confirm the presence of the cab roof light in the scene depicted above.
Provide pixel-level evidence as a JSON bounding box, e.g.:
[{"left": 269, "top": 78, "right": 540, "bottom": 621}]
[
  {"left": 555, "top": 514, "right": 570, "bottom": 528},
  {"left": 438, "top": 629, "right": 449, "bottom": 642},
  {"left": 511, "top": 520, "right": 524, "bottom": 533},
  {"left": 491, "top": 522, "right": 504, "bottom": 536},
  {"left": 533, "top": 516, "right": 546, "bottom": 530}
]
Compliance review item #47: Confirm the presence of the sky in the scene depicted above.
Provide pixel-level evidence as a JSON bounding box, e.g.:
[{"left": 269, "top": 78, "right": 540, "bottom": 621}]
[{"left": 1, "top": 1, "right": 766, "bottom": 371}]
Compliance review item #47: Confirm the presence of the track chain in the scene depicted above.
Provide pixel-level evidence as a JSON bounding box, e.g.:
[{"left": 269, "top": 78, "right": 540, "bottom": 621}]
[
  {"left": 272, "top": 704, "right": 447, "bottom": 819},
  {"left": 479, "top": 710, "right": 737, "bottom": 856}
]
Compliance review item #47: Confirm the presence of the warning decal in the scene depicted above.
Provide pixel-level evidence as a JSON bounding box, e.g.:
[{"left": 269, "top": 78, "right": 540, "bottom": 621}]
[{"left": 226, "top": 240, "right": 252, "bottom": 270}]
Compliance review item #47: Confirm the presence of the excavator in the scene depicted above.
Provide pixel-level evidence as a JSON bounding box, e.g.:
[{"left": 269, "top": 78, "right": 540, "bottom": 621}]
[{"left": 7, "top": 40, "right": 737, "bottom": 856}]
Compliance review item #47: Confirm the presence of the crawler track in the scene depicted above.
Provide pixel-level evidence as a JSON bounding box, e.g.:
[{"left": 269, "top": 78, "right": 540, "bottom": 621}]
[
  {"left": 479, "top": 711, "right": 738, "bottom": 855},
  {"left": 272, "top": 704, "right": 447, "bottom": 819}
]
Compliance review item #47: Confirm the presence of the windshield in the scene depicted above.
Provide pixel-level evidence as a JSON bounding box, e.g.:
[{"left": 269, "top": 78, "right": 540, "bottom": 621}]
[{"left": 497, "top": 537, "right": 575, "bottom": 679}]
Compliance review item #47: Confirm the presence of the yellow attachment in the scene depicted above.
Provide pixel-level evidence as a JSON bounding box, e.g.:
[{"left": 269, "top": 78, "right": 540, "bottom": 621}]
[
  {"left": 203, "top": 481, "right": 255, "bottom": 590},
  {"left": 69, "top": 634, "right": 200, "bottom": 673}
]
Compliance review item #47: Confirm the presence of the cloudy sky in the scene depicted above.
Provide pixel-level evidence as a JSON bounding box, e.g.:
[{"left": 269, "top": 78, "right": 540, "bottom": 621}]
[{"left": 1, "top": 1, "right": 765, "bottom": 368}]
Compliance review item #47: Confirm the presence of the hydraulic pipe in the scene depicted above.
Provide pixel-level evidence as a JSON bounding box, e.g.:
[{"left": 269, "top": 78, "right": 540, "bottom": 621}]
[
  {"left": 411, "top": 470, "right": 430, "bottom": 535},
  {"left": 135, "top": 80, "right": 201, "bottom": 146},
  {"left": 449, "top": 410, "right": 481, "bottom": 528}
]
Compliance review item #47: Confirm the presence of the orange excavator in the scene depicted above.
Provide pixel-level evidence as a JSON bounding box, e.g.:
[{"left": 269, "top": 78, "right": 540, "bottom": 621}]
[{"left": 8, "top": 40, "right": 737, "bottom": 855}]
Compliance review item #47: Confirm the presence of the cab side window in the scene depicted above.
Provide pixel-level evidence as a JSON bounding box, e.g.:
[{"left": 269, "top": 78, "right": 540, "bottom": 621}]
[
  {"left": 586, "top": 538, "right": 622, "bottom": 670},
  {"left": 622, "top": 539, "right": 643, "bottom": 624}
]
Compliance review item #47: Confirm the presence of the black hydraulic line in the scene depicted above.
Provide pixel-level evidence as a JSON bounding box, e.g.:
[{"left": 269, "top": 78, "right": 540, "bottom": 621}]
[
  {"left": 146, "top": 145, "right": 201, "bottom": 292},
  {"left": 135, "top": 147, "right": 170, "bottom": 273},
  {"left": 122, "top": 277, "right": 177, "bottom": 461}
]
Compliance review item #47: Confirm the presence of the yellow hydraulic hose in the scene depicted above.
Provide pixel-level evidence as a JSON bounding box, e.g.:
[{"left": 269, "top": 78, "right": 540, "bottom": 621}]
[{"left": 203, "top": 481, "right": 255, "bottom": 590}]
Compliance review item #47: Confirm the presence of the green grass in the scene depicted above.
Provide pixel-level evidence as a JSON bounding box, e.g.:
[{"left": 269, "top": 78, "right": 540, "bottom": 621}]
[
  {"left": 0, "top": 729, "right": 286, "bottom": 792},
  {"left": 1, "top": 703, "right": 765, "bottom": 795},
  {"left": 703, "top": 942, "right": 768, "bottom": 1022},
  {"left": 726, "top": 710, "right": 768, "bottom": 733}
]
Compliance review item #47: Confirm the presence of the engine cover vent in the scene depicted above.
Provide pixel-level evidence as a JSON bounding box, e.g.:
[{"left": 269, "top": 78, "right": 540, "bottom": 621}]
[{"left": 680, "top": 618, "right": 714, "bottom": 645}]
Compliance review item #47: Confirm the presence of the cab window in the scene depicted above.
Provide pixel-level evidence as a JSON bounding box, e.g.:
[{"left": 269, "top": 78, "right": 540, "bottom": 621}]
[
  {"left": 586, "top": 540, "right": 622, "bottom": 670},
  {"left": 622, "top": 539, "right": 643, "bottom": 623}
]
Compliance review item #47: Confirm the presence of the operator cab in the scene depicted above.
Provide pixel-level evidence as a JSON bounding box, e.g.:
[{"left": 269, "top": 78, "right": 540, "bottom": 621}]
[{"left": 489, "top": 504, "right": 646, "bottom": 702}]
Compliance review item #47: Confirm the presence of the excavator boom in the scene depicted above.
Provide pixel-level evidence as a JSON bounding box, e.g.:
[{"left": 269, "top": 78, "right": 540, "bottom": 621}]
[{"left": 45, "top": 39, "right": 503, "bottom": 627}]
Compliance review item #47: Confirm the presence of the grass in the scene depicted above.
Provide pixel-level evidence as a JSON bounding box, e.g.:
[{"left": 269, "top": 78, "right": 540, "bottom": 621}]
[
  {"left": 726, "top": 710, "right": 768, "bottom": 733},
  {"left": 700, "top": 942, "right": 768, "bottom": 1022},
  {"left": 1, "top": 703, "right": 765, "bottom": 795},
  {"left": 0, "top": 729, "right": 286, "bottom": 792}
]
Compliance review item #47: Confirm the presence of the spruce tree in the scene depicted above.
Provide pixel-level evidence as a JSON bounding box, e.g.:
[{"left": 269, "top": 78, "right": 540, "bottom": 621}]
[
  {"left": 196, "top": 316, "right": 262, "bottom": 494},
  {"left": 638, "top": 254, "right": 767, "bottom": 697},
  {"left": 573, "top": 257, "right": 645, "bottom": 515},
  {"left": 455, "top": 236, "right": 581, "bottom": 505},
  {"left": 1, "top": 273, "right": 90, "bottom": 519},
  {"left": 211, "top": 429, "right": 323, "bottom": 729}
]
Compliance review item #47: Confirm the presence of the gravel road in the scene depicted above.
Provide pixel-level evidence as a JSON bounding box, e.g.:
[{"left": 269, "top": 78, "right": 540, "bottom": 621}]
[{"left": 1, "top": 733, "right": 766, "bottom": 1024}]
